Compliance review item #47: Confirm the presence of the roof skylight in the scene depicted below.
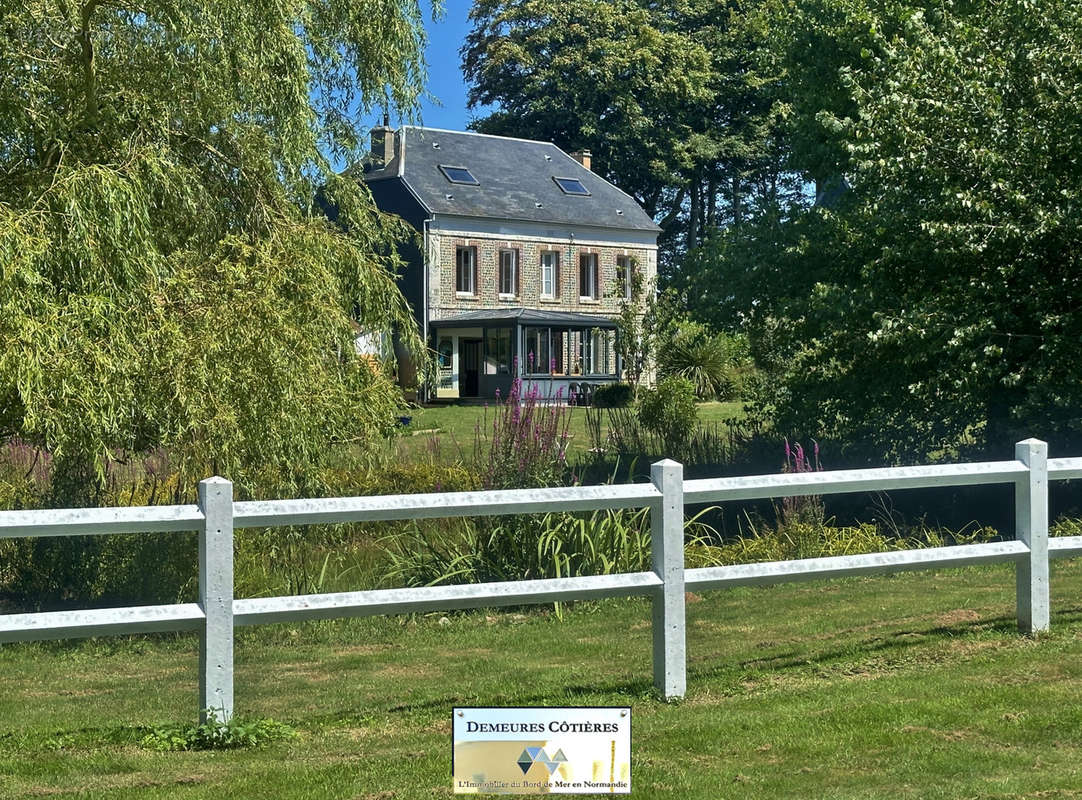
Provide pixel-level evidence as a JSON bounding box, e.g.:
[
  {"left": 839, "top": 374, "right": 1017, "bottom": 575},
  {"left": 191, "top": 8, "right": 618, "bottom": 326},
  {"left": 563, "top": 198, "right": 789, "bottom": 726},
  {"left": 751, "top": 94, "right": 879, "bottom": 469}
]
[
  {"left": 553, "top": 176, "right": 590, "bottom": 196},
  {"left": 439, "top": 165, "right": 479, "bottom": 185}
]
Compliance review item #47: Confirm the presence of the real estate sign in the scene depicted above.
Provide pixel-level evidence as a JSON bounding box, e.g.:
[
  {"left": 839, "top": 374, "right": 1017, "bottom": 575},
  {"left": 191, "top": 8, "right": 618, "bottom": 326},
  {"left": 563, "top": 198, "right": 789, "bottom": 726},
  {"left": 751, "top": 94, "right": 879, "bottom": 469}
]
[{"left": 453, "top": 707, "right": 631, "bottom": 794}]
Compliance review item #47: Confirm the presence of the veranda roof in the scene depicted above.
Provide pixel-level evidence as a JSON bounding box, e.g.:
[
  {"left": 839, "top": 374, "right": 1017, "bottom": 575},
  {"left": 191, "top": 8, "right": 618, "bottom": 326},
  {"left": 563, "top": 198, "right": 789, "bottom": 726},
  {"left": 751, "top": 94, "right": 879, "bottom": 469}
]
[{"left": 429, "top": 308, "right": 618, "bottom": 329}]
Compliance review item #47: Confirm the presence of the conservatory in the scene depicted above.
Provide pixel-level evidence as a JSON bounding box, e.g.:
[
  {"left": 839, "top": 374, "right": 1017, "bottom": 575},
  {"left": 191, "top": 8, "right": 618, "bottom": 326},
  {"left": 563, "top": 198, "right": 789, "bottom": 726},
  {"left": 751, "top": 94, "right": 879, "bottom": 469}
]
[{"left": 429, "top": 308, "right": 621, "bottom": 402}]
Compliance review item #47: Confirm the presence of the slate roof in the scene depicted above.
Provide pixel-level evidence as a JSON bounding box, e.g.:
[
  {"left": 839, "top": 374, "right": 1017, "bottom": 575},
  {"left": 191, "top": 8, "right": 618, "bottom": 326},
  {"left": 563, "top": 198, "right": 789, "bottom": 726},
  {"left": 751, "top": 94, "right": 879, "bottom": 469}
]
[
  {"left": 430, "top": 308, "right": 618, "bottom": 329},
  {"left": 364, "top": 126, "right": 660, "bottom": 233}
]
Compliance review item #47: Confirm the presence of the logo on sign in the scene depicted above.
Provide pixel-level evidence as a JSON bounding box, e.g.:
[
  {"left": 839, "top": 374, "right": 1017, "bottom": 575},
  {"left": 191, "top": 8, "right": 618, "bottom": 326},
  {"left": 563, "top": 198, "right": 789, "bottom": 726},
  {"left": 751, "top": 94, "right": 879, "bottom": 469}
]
[{"left": 516, "top": 746, "right": 569, "bottom": 775}]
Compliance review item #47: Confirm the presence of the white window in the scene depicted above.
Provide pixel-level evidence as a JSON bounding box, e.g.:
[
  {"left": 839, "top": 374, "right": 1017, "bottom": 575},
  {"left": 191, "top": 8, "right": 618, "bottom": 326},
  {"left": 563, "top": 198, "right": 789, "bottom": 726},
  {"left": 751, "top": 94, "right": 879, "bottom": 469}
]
[
  {"left": 456, "top": 246, "right": 476, "bottom": 295},
  {"left": 616, "top": 255, "right": 633, "bottom": 301},
  {"left": 540, "top": 251, "right": 559, "bottom": 299},
  {"left": 499, "top": 249, "right": 517, "bottom": 297},
  {"left": 579, "top": 253, "right": 599, "bottom": 300},
  {"left": 525, "top": 327, "right": 552, "bottom": 374},
  {"left": 580, "top": 329, "right": 610, "bottom": 375}
]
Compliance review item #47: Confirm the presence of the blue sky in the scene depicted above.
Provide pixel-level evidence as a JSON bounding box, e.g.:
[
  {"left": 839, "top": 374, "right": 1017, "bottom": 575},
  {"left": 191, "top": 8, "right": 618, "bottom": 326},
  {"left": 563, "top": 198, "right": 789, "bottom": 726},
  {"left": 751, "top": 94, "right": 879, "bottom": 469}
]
[{"left": 362, "top": 0, "right": 478, "bottom": 135}]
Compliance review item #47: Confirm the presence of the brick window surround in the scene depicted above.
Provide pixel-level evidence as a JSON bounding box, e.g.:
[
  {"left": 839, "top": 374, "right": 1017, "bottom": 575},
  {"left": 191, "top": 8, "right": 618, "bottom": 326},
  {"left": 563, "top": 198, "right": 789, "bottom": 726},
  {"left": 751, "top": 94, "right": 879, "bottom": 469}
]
[
  {"left": 540, "top": 250, "right": 560, "bottom": 299},
  {"left": 616, "top": 254, "right": 633, "bottom": 300},
  {"left": 499, "top": 249, "right": 519, "bottom": 297},
  {"left": 456, "top": 246, "right": 477, "bottom": 295},
  {"left": 579, "top": 252, "right": 599, "bottom": 300}
]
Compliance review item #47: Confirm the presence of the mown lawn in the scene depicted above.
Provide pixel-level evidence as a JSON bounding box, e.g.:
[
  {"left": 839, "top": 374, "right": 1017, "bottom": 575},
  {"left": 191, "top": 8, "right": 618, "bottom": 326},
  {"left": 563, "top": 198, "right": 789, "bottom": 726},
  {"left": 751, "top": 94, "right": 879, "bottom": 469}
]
[
  {"left": 384, "top": 400, "right": 744, "bottom": 463},
  {"left": 4, "top": 558, "right": 1082, "bottom": 798}
]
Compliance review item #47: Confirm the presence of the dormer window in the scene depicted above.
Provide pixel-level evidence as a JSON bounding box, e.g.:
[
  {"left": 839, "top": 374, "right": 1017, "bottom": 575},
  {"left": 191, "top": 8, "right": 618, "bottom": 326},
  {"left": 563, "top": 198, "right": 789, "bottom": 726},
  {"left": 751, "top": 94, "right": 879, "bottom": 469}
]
[
  {"left": 440, "top": 165, "right": 479, "bottom": 185},
  {"left": 553, "top": 176, "right": 590, "bottom": 196}
]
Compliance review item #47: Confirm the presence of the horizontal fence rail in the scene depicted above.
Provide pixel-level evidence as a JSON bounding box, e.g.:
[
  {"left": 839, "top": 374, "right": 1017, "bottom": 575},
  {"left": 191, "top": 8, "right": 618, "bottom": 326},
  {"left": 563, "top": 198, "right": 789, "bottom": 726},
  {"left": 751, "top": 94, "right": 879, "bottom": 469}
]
[
  {"left": 683, "top": 460, "right": 1029, "bottom": 504},
  {"left": 232, "top": 482, "right": 660, "bottom": 528},
  {"left": 0, "top": 603, "right": 206, "bottom": 643},
  {"left": 1049, "top": 457, "right": 1082, "bottom": 480},
  {"left": 0, "top": 438, "right": 1078, "bottom": 721},
  {"left": 233, "top": 572, "right": 665, "bottom": 626},
  {"left": 1050, "top": 536, "right": 1082, "bottom": 558},
  {"left": 685, "top": 541, "right": 1030, "bottom": 591},
  {"left": 0, "top": 504, "right": 203, "bottom": 539}
]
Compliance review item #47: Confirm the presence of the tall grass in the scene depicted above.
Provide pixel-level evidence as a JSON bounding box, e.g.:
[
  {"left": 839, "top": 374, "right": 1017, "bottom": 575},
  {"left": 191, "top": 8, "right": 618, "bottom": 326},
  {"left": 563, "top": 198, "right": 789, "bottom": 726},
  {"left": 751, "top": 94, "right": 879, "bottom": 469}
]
[{"left": 381, "top": 506, "right": 723, "bottom": 589}]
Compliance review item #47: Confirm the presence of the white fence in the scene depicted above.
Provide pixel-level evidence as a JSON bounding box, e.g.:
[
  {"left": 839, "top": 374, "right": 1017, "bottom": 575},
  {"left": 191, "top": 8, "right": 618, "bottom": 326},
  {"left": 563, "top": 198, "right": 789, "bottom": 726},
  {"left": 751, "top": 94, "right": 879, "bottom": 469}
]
[{"left": 2, "top": 438, "right": 1081, "bottom": 722}]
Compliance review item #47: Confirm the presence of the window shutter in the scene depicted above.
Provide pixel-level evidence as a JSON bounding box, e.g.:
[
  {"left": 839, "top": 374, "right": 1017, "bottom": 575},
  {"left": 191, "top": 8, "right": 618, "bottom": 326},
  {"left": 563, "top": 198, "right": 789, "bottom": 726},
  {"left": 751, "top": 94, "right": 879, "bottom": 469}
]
[
  {"left": 473, "top": 248, "right": 478, "bottom": 295},
  {"left": 555, "top": 253, "right": 560, "bottom": 299},
  {"left": 594, "top": 256, "right": 600, "bottom": 300},
  {"left": 515, "top": 250, "right": 521, "bottom": 296}
]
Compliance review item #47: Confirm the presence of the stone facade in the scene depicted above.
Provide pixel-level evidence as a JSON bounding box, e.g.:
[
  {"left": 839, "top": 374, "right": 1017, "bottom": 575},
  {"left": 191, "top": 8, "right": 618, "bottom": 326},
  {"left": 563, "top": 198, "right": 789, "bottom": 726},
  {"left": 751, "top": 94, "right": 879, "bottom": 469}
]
[{"left": 427, "top": 230, "right": 656, "bottom": 321}]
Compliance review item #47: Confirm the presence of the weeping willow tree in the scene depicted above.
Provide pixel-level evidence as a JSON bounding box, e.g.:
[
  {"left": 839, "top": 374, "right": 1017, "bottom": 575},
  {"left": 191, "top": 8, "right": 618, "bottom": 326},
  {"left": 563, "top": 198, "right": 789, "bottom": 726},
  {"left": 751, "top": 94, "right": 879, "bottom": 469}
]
[{"left": 0, "top": 1, "right": 437, "bottom": 500}]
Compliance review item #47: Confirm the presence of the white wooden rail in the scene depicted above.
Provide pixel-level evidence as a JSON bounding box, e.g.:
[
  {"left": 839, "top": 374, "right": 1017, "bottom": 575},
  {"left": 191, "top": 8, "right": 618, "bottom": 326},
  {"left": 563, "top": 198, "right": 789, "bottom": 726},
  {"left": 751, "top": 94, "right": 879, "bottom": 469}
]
[{"left": 0, "top": 438, "right": 1078, "bottom": 721}]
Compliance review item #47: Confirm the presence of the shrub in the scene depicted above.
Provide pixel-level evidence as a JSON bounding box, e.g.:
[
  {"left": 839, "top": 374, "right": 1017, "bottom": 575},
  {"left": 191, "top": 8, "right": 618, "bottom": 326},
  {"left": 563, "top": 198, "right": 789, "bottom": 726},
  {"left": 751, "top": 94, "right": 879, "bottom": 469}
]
[
  {"left": 324, "top": 461, "right": 478, "bottom": 496},
  {"left": 10, "top": 530, "right": 198, "bottom": 609},
  {"left": 232, "top": 461, "right": 481, "bottom": 597},
  {"left": 636, "top": 377, "right": 698, "bottom": 459},
  {"left": 140, "top": 714, "right": 297, "bottom": 751},
  {"left": 475, "top": 375, "right": 572, "bottom": 490},
  {"left": 591, "top": 382, "right": 634, "bottom": 408},
  {"left": 658, "top": 329, "right": 754, "bottom": 401},
  {"left": 0, "top": 446, "right": 199, "bottom": 609},
  {"left": 701, "top": 515, "right": 998, "bottom": 567},
  {"left": 1052, "top": 517, "right": 1082, "bottom": 538},
  {"left": 711, "top": 521, "right": 898, "bottom": 565},
  {"left": 658, "top": 332, "right": 730, "bottom": 399}
]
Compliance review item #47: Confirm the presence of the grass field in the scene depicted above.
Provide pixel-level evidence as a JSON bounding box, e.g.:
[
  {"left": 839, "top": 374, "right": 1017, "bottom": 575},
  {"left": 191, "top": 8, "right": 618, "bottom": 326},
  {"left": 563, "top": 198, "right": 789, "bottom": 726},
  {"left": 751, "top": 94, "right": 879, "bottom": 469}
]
[
  {"left": 383, "top": 401, "right": 744, "bottom": 463},
  {"left": 5, "top": 559, "right": 1082, "bottom": 798}
]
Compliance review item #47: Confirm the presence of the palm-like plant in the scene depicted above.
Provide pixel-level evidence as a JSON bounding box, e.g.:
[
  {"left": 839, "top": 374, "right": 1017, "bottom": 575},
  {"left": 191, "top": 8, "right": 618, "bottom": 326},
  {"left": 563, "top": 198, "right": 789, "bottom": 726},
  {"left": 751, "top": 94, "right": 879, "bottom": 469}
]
[{"left": 658, "top": 331, "right": 739, "bottom": 400}]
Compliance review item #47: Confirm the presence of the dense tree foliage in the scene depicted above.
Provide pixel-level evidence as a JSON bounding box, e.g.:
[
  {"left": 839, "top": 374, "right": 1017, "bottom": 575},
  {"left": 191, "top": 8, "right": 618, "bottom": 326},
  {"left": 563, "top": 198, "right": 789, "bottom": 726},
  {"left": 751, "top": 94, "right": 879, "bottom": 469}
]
[
  {"left": 0, "top": 1, "right": 436, "bottom": 497},
  {"left": 467, "top": 0, "right": 1082, "bottom": 461},
  {"left": 716, "top": 0, "right": 1082, "bottom": 460},
  {"left": 462, "top": 0, "right": 796, "bottom": 267}
]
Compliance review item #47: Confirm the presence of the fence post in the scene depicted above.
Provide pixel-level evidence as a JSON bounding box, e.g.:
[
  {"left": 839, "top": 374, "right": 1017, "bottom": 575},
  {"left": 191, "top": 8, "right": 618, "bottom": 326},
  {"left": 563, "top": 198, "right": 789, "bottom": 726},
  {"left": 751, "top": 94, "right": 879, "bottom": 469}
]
[
  {"left": 198, "top": 476, "right": 234, "bottom": 723},
  {"left": 1015, "top": 439, "right": 1049, "bottom": 634},
  {"left": 651, "top": 459, "right": 686, "bottom": 700}
]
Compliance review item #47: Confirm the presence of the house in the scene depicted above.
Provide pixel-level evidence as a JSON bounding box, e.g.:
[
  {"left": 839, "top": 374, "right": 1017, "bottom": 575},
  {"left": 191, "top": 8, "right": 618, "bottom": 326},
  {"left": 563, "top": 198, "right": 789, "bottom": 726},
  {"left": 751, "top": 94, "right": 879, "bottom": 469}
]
[{"left": 362, "top": 124, "right": 660, "bottom": 401}]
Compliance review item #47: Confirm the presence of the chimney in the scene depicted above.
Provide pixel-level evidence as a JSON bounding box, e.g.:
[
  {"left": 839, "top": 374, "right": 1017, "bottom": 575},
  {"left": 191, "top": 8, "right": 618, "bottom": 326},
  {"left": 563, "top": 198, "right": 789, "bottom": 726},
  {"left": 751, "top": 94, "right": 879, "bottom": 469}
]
[
  {"left": 570, "top": 149, "right": 592, "bottom": 171},
  {"left": 370, "top": 115, "right": 395, "bottom": 170}
]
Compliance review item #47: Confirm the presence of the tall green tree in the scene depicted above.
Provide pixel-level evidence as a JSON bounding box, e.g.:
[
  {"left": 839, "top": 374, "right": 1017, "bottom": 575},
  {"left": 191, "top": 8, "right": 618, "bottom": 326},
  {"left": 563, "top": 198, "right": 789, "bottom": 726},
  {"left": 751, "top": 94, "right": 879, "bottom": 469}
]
[
  {"left": 0, "top": 1, "right": 436, "bottom": 497},
  {"left": 462, "top": 0, "right": 787, "bottom": 268},
  {"left": 726, "top": 0, "right": 1082, "bottom": 461}
]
